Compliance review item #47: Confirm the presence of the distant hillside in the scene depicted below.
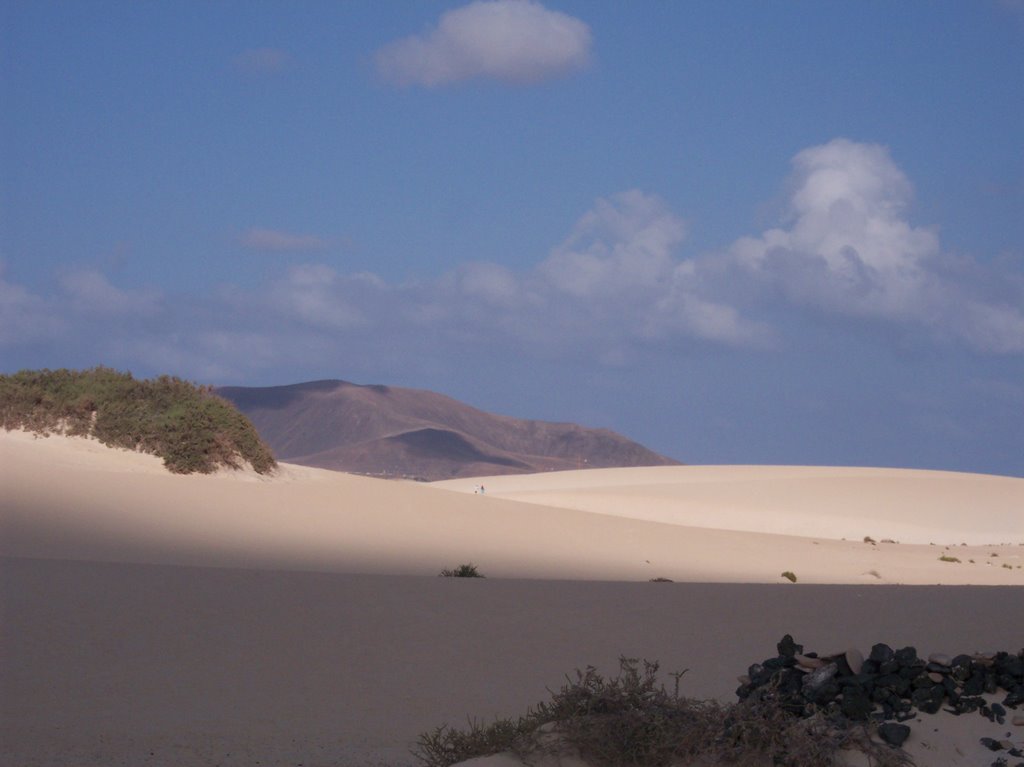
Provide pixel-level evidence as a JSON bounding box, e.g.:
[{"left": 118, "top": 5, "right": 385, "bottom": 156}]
[
  {"left": 1, "top": 367, "right": 276, "bottom": 475},
  {"left": 217, "top": 379, "right": 679, "bottom": 480}
]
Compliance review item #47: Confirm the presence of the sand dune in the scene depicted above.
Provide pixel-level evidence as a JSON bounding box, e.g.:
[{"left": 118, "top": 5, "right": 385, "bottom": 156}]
[
  {"left": 432, "top": 465, "right": 1024, "bottom": 545},
  {"left": 2, "top": 430, "right": 1024, "bottom": 766},
  {"left": 3, "top": 430, "right": 1023, "bottom": 584}
]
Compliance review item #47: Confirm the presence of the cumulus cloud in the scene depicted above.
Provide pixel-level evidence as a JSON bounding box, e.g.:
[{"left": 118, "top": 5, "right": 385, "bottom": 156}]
[
  {"left": 541, "top": 189, "right": 684, "bottom": 297},
  {"left": 375, "top": 0, "right": 592, "bottom": 86},
  {"left": 726, "top": 138, "right": 1024, "bottom": 352},
  {"left": 238, "top": 228, "right": 328, "bottom": 252},
  {"left": 532, "top": 190, "right": 770, "bottom": 347},
  {"left": 5, "top": 139, "right": 1024, "bottom": 386}
]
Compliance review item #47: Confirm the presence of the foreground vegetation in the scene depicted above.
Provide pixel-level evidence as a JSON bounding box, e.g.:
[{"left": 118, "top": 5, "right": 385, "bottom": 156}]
[
  {"left": 0, "top": 367, "right": 276, "bottom": 474},
  {"left": 414, "top": 658, "right": 908, "bottom": 767},
  {"left": 439, "top": 563, "right": 485, "bottom": 578}
]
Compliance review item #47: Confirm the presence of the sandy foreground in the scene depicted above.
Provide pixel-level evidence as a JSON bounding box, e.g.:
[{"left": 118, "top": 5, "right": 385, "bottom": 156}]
[{"left": 2, "top": 430, "right": 1023, "bottom": 767}]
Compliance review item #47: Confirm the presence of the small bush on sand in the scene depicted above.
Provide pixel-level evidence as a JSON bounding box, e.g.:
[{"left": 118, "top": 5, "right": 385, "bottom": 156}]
[
  {"left": 439, "top": 564, "right": 485, "bottom": 578},
  {"left": 781, "top": 571, "right": 797, "bottom": 583},
  {"left": 938, "top": 555, "right": 961, "bottom": 563},
  {"left": 413, "top": 657, "right": 908, "bottom": 767},
  {"left": 649, "top": 577, "right": 674, "bottom": 582}
]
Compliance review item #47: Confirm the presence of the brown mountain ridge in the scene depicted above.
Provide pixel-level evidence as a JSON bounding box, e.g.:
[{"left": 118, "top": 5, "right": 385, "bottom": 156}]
[{"left": 217, "top": 379, "right": 679, "bottom": 481}]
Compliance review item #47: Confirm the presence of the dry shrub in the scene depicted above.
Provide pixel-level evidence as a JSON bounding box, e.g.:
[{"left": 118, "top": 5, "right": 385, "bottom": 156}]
[{"left": 413, "top": 658, "right": 912, "bottom": 767}]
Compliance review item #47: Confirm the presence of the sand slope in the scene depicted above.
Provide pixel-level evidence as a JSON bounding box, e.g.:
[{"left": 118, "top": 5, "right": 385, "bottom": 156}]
[
  {"left": 432, "top": 465, "right": 1024, "bottom": 545},
  {"left": 3, "top": 430, "right": 1023, "bottom": 584},
  {"left": 3, "top": 430, "right": 1024, "bottom": 766}
]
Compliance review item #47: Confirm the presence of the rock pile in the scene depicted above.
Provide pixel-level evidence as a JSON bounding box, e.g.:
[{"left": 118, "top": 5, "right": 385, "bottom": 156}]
[{"left": 736, "top": 635, "right": 1024, "bottom": 765}]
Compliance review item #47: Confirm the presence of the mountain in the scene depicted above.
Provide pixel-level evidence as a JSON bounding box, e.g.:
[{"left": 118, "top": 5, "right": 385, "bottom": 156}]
[{"left": 217, "top": 379, "right": 679, "bottom": 480}]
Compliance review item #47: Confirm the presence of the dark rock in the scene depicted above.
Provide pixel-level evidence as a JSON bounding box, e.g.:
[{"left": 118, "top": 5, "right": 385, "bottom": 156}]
[
  {"left": 763, "top": 656, "right": 786, "bottom": 671},
  {"left": 802, "top": 662, "right": 838, "bottom": 698},
  {"left": 981, "top": 736, "right": 1004, "bottom": 751},
  {"left": 877, "top": 722, "right": 911, "bottom": 747},
  {"left": 895, "top": 646, "right": 920, "bottom": 667},
  {"left": 912, "top": 671, "right": 937, "bottom": 690},
  {"left": 912, "top": 685, "right": 945, "bottom": 714},
  {"left": 748, "top": 663, "right": 773, "bottom": 687},
  {"left": 1003, "top": 686, "right": 1024, "bottom": 707},
  {"left": 841, "top": 687, "right": 874, "bottom": 720},
  {"left": 987, "top": 673, "right": 1000, "bottom": 695},
  {"left": 954, "top": 696, "right": 985, "bottom": 715},
  {"left": 850, "top": 673, "right": 876, "bottom": 695},
  {"left": 876, "top": 673, "right": 910, "bottom": 696},
  {"left": 777, "top": 634, "right": 802, "bottom": 659},
  {"left": 879, "top": 659, "right": 900, "bottom": 675},
  {"left": 965, "top": 672, "right": 988, "bottom": 696},
  {"left": 994, "top": 653, "right": 1019, "bottom": 674},
  {"left": 870, "top": 643, "right": 895, "bottom": 664},
  {"left": 951, "top": 655, "right": 973, "bottom": 681},
  {"left": 810, "top": 680, "right": 841, "bottom": 705},
  {"left": 777, "top": 668, "right": 804, "bottom": 696}
]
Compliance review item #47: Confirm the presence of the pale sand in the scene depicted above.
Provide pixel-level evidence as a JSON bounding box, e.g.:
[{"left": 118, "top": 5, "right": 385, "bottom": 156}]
[
  {"left": 431, "top": 465, "right": 1024, "bottom": 545},
  {"left": 2, "top": 430, "right": 1023, "bottom": 766},
  {"left": 3, "top": 430, "right": 1023, "bottom": 584}
]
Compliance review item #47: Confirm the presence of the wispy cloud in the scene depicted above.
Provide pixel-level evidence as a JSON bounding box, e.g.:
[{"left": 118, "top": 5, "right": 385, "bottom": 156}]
[
  {"left": 57, "top": 269, "right": 162, "bottom": 317},
  {"left": 375, "top": 0, "right": 592, "bottom": 87},
  {"left": 0, "top": 264, "right": 64, "bottom": 344},
  {"left": 238, "top": 228, "right": 328, "bottom": 252},
  {"left": 4, "top": 140, "right": 1023, "bottom": 383},
  {"left": 231, "top": 48, "right": 292, "bottom": 75}
]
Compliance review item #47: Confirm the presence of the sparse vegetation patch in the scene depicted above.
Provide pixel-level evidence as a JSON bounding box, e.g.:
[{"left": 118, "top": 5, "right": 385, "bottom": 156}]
[
  {"left": 0, "top": 367, "right": 276, "bottom": 474},
  {"left": 439, "top": 563, "right": 485, "bottom": 578},
  {"left": 414, "top": 656, "right": 907, "bottom": 767}
]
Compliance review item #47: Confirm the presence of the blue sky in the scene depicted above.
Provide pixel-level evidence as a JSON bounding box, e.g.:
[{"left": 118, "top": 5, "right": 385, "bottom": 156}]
[{"left": 2, "top": 1, "right": 1023, "bottom": 475}]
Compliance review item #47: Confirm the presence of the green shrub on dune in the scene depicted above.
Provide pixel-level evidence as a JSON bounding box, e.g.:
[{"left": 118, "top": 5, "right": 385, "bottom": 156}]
[{"left": 0, "top": 367, "right": 276, "bottom": 475}]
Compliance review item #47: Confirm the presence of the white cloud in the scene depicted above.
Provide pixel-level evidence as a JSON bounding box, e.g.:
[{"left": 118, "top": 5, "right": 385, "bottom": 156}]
[
  {"left": 452, "top": 261, "right": 524, "bottom": 308},
  {"left": 57, "top": 269, "right": 162, "bottom": 317},
  {"left": 0, "top": 266, "right": 63, "bottom": 345},
  {"left": 5, "top": 139, "right": 1023, "bottom": 387},
  {"left": 266, "top": 264, "right": 378, "bottom": 330},
  {"left": 375, "top": 0, "right": 592, "bottom": 86},
  {"left": 726, "top": 138, "right": 1024, "bottom": 351},
  {"left": 238, "top": 228, "right": 327, "bottom": 252},
  {"left": 533, "top": 190, "right": 770, "bottom": 346},
  {"left": 540, "top": 189, "right": 684, "bottom": 297}
]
